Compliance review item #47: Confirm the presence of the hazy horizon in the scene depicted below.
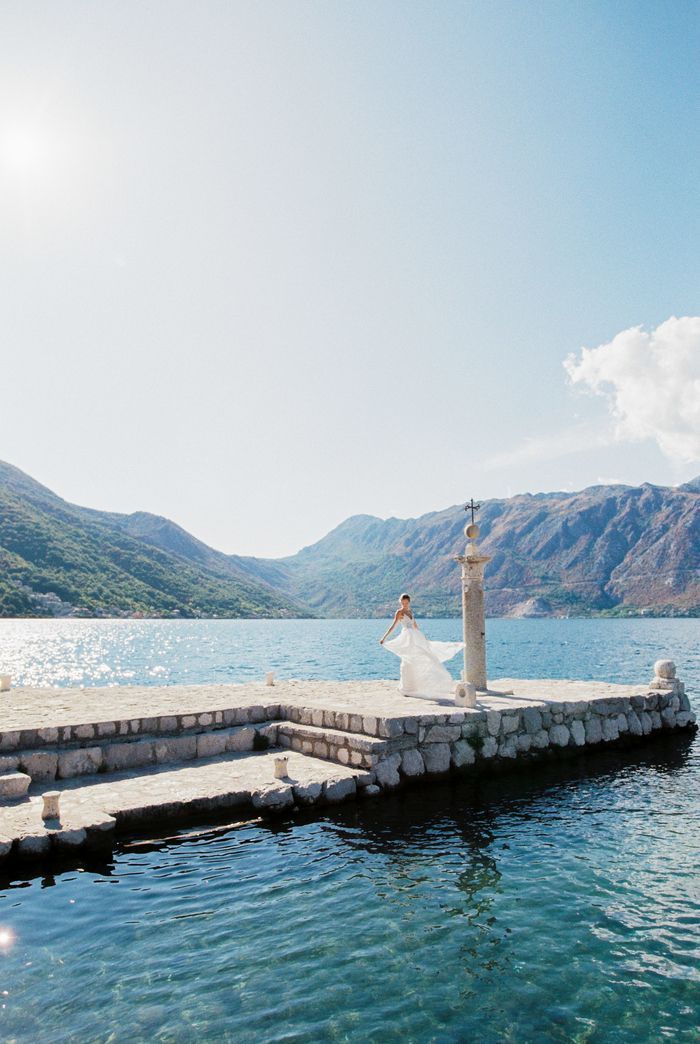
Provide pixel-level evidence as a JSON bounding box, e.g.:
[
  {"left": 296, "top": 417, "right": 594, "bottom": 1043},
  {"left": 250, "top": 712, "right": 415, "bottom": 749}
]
[{"left": 2, "top": 1, "right": 698, "bottom": 555}]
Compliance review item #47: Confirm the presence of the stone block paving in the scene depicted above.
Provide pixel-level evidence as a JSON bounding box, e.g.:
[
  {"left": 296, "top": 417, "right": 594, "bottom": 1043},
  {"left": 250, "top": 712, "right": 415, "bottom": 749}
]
[
  {"left": 0, "top": 749, "right": 370, "bottom": 863},
  {"left": 0, "top": 674, "right": 694, "bottom": 870}
]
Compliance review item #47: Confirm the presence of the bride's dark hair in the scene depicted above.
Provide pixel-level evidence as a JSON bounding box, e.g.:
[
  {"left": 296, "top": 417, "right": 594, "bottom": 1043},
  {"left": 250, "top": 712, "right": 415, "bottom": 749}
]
[{"left": 399, "top": 593, "right": 410, "bottom": 602}]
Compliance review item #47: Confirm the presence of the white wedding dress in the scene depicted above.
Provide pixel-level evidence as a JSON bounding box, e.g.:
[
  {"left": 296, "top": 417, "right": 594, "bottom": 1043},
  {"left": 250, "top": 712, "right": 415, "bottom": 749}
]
[{"left": 383, "top": 613, "right": 463, "bottom": 700}]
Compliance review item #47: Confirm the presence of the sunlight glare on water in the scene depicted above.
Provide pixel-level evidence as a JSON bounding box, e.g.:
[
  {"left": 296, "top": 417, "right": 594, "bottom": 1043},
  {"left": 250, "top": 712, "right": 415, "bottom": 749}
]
[{"left": 0, "top": 618, "right": 698, "bottom": 1042}]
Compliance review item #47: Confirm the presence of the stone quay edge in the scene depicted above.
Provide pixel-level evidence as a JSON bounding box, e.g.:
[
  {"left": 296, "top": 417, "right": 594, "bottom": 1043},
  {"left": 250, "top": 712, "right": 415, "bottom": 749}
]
[{"left": 0, "top": 675, "right": 695, "bottom": 870}]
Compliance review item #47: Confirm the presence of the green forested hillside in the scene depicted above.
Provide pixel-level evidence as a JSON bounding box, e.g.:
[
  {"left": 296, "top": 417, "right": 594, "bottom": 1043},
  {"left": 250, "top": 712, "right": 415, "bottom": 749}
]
[
  {"left": 2, "top": 460, "right": 698, "bottom": 619},
  {"left": 0, "top": 462, "right": 305, "bottom": 618}
]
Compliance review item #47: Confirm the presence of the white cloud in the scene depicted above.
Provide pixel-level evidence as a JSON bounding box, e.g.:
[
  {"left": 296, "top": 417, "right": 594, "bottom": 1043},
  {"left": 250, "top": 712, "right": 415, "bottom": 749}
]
[{"left": 564, "top": 316, "right": 700, "bottom": 463}]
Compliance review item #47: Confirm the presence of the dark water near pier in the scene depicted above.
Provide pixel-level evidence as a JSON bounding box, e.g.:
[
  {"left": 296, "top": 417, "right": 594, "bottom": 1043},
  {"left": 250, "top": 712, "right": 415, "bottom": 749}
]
[{"left": 0, "top": 618, "right": 698, "bottom": 1042}]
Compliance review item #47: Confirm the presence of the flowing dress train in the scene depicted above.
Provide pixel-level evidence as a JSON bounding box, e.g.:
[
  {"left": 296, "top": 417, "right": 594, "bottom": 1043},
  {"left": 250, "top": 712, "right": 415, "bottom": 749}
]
[{"left": 383, "top": 614, "right": 463, "bottom": 700}]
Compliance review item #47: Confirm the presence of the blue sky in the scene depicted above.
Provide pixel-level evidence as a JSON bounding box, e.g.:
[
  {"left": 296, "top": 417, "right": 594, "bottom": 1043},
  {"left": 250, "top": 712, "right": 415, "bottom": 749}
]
[{"left": 1, "top": 1, "right": 698, "bottom": 555}]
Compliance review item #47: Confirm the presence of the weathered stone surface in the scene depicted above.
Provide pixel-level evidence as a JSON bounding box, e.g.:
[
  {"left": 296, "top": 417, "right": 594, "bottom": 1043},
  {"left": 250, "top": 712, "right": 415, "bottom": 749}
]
[
  {"left": 37, "top": 728, "right": 59, "bottom": 744},
  {"left": 97, "top": 722, "right": 117, "bottom": 737},
  {"left": 522, "top": 708, "right": 543, "bottom": 734},
  {"left": 181, "top": 715, "right": 196, "bottom": 729},
  {"left": 451, "top": 740, "right": 476, "bottom": 768},
  {"left": 616, "top": 713, "right": 629, "bottom": 733},
  {"left": 337, "top": 747, "right": 350, "bottom": 765},
  {"left": 601, "top": 717, "right": 620, "bottom": 742},
  {"left": 501, "top": 714, "right": 520, "bottom": 735},
  {"left": 363, "top": 784, "right": 381, "bottom": 796},
  {"left": 401, "top": 749, "right": 426, "bottom": 776},
  {"left": 650, "top": 710, "right": 662, "bottom": 730},
  {"left": 486, "top": 711, "right": 501, "bottom": 736},
  {"left": 0, "top": 836, "right": 13, "bottom": 860},
  {"left": 422, "top": 743, "right": 451, "bottom": 774},
  {"left": 569, "top": 720, "right": 585, "bottom": 747},
  {"left": 196, "top": 732, "right": 229, "bottom": 758},
  {"left": 19, "top": 751, "right": 58, "bottom": 782},
  {"left": 585, "top": 718, "right": 603, "bottom": 744},
  {"left": 362, "top": 716, "right": 378, "bottom": 736},
  {"left": 154, "top": 736, "right": 197, "bottom": 763},
  {"left": 252, "top": 785, "right": 294, "bottom": 810},
  {"left": 0, "top": 755, "right": 19, "bottom": 773},
  {"left": 627, "top": 711, "right": 643, "bottom": 736},
  {"left": 679, "top": 692, "right": 691, "bottom": 713},
  {"left": 661, "top": 708, "right": 676, "bottom": 728},
  {"left": 515, "top": 733, "right": 532, "bottom": 753},
  {"left": 549, "top": 724, "right": 570, "bottom": 747},
  {"left": 531, "top": 729, "right": 550, "bottom": 749},
  {"left": 378, "top": 718, "right": 405, "bottom": 739},
  {"left": 53, "top": 827, "right": 88, "bottom": 850},
  {"left": 424, "top": 724, "right": 461, "bottom": 743},
  {"left": 17, "top": 833, "right": 50, "bottom": 857},
  {"left": 481, "top": 736, "right": 499, "bottom": 758},
  {"left": 375, "top": 754, "right": 402, "bottom": 788},
  {"left": 324, "top": 777, "right": 357, "bottom": 803},
  {"left": 676, "top": 712, "right": 694, "bottom": 727},
  {"left": 57, "top": 747, "right": 103, "bottom": 778},
  {"left": 293, "top": 781, "right": 323, "bottom": 804},
  {"left": 227, "top": 727, "right": 256, "bottom": 752},
  {"left": 654, "top": 659, "right": 676, "bottom": 679},
  {"left": 0, "top": 771, "right": 31, "bottom": 798},
  {"left": 498, "top": 738, "right": 517, "bottom": 758},
  {"left": 639, "top": 711, "right": 652, "bottom": 736},
  {"left": 75, "top": 724, "right": 95, "bottom": 740},
  {"left": 103, "top": 741, "right": 154, "bottom": 773}
]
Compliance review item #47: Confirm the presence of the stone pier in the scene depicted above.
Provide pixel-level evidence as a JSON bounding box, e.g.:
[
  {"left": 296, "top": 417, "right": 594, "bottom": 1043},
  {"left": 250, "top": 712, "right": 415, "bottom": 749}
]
[{"left": 0, "top": 665, "right": 695, "bottom": 869}]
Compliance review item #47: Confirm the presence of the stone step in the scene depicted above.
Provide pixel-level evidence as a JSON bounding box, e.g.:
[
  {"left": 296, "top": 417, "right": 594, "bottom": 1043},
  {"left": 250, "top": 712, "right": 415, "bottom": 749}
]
[
  {"left": 0, "top": 749, "right": 376, "bottom": 866},
  {"left": 0, "top": 701, "right": 282, "bottom": 756},
  {"left": 282, "top": 704, "right": 414, "bottom": 739},
  {"left": 276, "top": 721, "right": 396, "bottom": 769},
  {"left": 0, "top": 724, "right": 279, "bottom": 784},
  {"left": 0, "top": 772, "right": 31, "bottom": 800}
]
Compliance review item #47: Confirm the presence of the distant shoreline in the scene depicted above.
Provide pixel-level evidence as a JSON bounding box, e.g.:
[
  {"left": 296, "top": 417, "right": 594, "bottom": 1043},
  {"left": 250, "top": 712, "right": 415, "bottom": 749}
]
[{"left": 1, "top": 610, "right": 697, "bottom": 622}]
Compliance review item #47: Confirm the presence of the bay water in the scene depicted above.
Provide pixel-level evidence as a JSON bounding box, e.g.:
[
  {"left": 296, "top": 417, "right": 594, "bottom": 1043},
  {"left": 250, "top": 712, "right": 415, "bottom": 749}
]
[{"left": 0, "top": 618, "right": 698, "bottom": 1042}]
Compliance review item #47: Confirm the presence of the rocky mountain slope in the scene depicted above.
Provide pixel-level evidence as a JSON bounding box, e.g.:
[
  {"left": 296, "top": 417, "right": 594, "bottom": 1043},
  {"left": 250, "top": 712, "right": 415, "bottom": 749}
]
[
  {"left": 243, "top": 480, "right": 700, "bottom": 617},
  {"left": 0, "top": 460, "right": 697, "bottom": 618}
]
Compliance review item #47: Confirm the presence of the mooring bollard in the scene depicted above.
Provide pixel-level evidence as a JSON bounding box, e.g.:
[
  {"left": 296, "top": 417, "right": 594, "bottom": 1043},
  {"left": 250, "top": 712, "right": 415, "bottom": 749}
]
[
  {"left": 265, "top": 671, "right": 275, "bottom": 687},
  {"left": 274, "top": 756, "right": 288, "bottom": 779},
  {"left": 42, "top": 791, "right": 61, "bottom": 820},
  {"left": 454, "top": 682, "right": 477, "bottom": 708},
  {"left": 0, "top": 675, "right": 11, "bottom": 692}
]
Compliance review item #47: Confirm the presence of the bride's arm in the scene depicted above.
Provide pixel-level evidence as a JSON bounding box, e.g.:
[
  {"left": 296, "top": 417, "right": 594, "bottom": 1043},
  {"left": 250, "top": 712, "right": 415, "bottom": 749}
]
[{"left": 379, "top": 611, "right": 401, "bottom": 644}]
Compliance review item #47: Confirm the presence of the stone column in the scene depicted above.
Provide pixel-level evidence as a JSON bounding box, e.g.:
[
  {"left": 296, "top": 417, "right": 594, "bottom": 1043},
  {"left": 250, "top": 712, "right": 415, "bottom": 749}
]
[{"left": 456, "top": 524, "right": 491, "bottom": 692}]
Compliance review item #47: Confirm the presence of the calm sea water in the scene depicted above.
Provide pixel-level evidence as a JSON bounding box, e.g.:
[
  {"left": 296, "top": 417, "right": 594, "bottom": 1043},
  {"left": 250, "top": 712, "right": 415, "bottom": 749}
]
[{"left": 0, "top": 618, "right": 698, "bottom": 1043}]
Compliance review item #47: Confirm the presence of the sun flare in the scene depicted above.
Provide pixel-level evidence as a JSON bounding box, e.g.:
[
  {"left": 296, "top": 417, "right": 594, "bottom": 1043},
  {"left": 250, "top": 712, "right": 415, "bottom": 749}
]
[{"left": 1, "top": 127, "right": 50, "bottom": 177}]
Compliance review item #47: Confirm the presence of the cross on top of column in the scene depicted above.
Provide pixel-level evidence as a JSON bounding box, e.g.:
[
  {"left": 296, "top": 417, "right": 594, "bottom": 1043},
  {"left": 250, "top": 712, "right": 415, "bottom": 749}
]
[{"left": 464, "top": 499, "right": 481, "bottom": 525}]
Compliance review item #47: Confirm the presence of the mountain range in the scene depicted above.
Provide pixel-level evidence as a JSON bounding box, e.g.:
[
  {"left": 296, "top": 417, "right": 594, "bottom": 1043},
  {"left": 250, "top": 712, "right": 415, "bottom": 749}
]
[{"left": 0, "top": 459, "right": 698, "bottom": 618}]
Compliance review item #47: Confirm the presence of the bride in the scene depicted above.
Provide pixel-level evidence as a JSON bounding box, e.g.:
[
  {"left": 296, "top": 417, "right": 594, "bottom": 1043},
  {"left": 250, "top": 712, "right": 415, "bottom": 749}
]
[{"left": 379, "top": 593, "right": 463, "bottom": 700}]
